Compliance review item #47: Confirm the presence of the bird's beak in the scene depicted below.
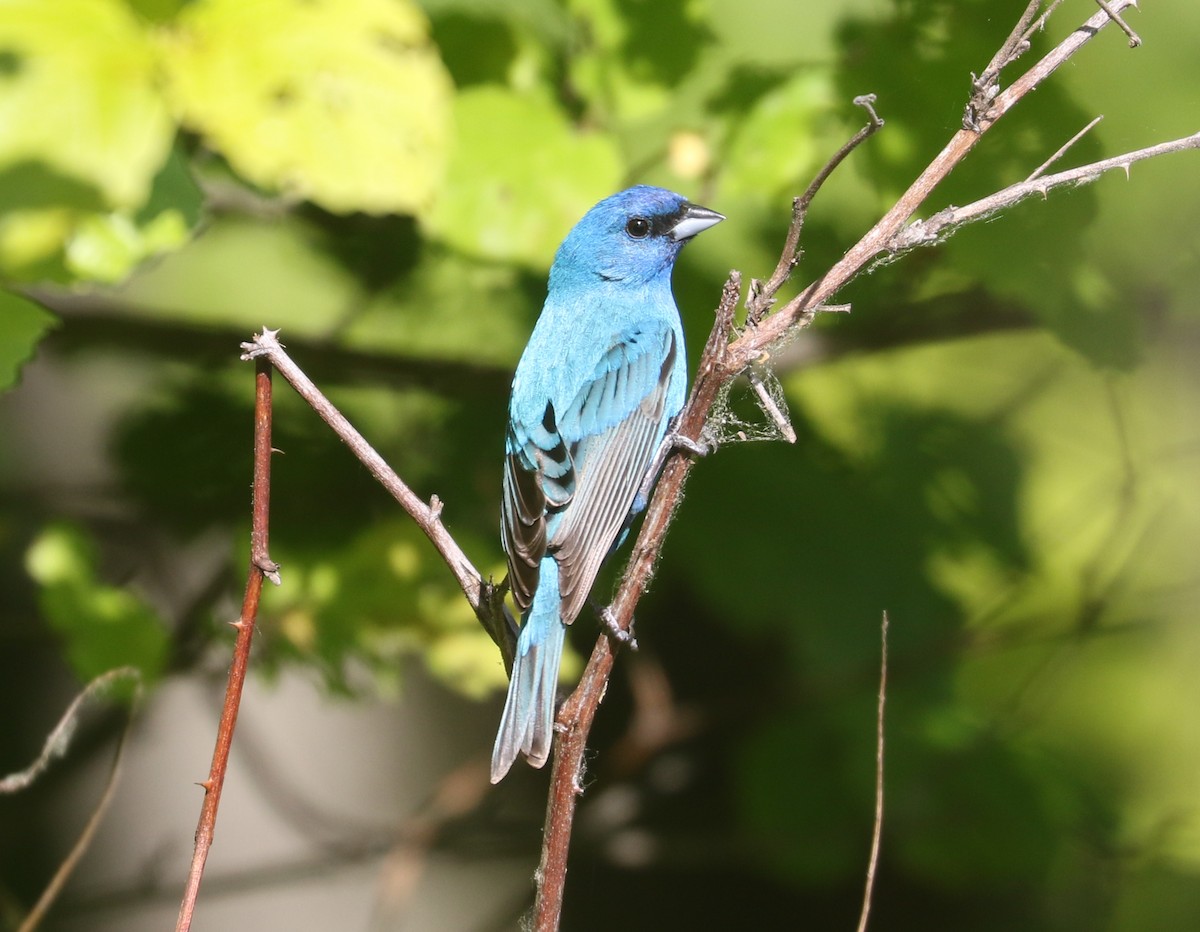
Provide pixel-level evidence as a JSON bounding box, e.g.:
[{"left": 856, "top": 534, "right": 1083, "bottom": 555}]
[{"left": 670, "top": 203, "right": 725, "bottom": 242}]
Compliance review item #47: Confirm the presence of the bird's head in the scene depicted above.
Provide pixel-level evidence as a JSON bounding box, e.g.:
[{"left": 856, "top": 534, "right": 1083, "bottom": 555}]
[{"left": 550, "top": 185, "right": 724, "bottom": 289}]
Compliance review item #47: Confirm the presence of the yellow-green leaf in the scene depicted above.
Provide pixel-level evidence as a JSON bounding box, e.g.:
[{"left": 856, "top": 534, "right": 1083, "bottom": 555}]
[
  {"left": 164, "top": 0, "right": 453, "bottom": 215},
  {"left": 422, "top": 86, "right": 622, "bottom": 265},
  {"left": 0, "top": 0, "right": 173, "bottom": 207},
  {"left": 25, "top": 523, "right": 169, "bottom": 683},
  {"left": 65, "top": 208, "right": 189, "bottom": 283}
]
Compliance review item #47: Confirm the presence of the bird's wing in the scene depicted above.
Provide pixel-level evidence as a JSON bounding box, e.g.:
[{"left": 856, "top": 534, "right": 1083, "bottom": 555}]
[
  {"left": 549, "top": 324, "right": 677, "bottom": 624},
  {"left": 501, "top": 409, "right": 568, "bottom": 614}
]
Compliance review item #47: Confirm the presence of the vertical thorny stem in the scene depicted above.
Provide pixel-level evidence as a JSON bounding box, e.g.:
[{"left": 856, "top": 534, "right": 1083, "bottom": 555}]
[{"left": 176, "top": 359, "right": 279, "bottom": 932}]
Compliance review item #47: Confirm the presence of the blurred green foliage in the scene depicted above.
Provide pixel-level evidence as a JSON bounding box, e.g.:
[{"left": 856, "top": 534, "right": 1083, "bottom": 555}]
[{"left": 1, "top": 0, "right": 1198, "bottom": 928}]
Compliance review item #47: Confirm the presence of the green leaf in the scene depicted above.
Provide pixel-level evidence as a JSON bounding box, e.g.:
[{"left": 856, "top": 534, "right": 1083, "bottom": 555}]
[
  {"left": 164, "top": 0, "right": 454, "bottom": 215},
  {"left": 25, "top": 523, "right": 169, "bottom": 683},
  {"left": 342, "top": 245, "right": 536, "bottom": 367},
  {"left": 257, "top": 519, "right": 511, "bottom": 697},
  {"left": 65, "top": 209, "right": 190, "bottom": 283},
  {"left": 113, "top": 213, "right": 364, "bottom": 335},
  {"left": 717, "top": 70, "right": 828, "bottom": 201},
  {"left": 0, "top": 289, "right": 56, "bottom": 390},
  {"left": 422, "top": 86, "right": 622, "bottom": 265},
  {"left": 0, "top": 0, "right": 174, "bottom": 208}
]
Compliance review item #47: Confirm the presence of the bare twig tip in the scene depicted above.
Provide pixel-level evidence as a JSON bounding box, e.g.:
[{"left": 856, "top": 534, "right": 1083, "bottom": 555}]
[
  {"left": 853, "top": 93, "right": 884, "bottom": 127},
  {"left": 1094, "top": 0, "right": 1141, "bottom": 46}
]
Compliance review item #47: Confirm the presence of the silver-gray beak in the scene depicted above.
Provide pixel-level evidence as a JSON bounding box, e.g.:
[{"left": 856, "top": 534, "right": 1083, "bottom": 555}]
[{"left": 670, "top": 203, "right": 725, "bottom": 242}]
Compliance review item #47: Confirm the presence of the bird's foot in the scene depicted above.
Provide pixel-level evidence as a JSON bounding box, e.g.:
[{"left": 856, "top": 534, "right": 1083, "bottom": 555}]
[
  {"left": 631, "top": 429, "right": 712, "bottom": 514},
  {"left": 665, "top": 430, "right": 710, "bottom": 459},
  {"left": 600, "top": 606, "right": 638, "bottom": 651}
]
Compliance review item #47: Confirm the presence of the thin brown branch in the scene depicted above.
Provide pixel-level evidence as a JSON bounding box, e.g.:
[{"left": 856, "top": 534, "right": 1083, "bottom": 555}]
[
  {"left": 856, "top": 612, "right": 889, "bottom": 932},
  {"left": 1095, "top": 0, "right": 1142, "bottom": 46},
  {"left": 891, "top": 130, "right": 1200, "bottom": 254},
  {"left": 176, "top": 358, "right": 276, "bottom": 932},
  {"left": 1025, "top": 115, "right": 1105, "bottom": 182},
  {"left": 748, "top": 95, "right": 884, "bottom": 324},
  {"left": 978, "top": 0, "right": 1046, "bottom": 81},
  {"left": 4, "top": 669, "right": 142, "bottom": 932},
  {"left": 967, "top": 0, "right": 1072, "bottom": 132},
  {"left": 732, "top": 0, "right": 1141, "bottom": 367},
  {"left": 240, "top": 329, "right": 516, "bottom": 663}
]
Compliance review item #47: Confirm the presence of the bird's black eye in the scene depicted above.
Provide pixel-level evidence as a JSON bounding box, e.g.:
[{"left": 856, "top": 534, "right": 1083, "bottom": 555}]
[{"left": 625, "top": 217, "right": 651, "bottom": 239}]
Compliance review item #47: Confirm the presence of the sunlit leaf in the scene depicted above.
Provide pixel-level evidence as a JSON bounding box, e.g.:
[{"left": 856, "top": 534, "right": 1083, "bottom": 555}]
[
  {"left": 0, "top": 0, "right": 173, "bottom": 208},
  {"left": 65, "top": 209, "right": 190, "bottom": 283},
  {"left": 257, "top": 520, "right": 510, "bottom": 697},
  {"left": 421, "top": 86, "right": 622, "bottom": 264},
  {"left": 718, "top": 70, "right": 828, "bottom": 201},
  {"left": 163, "top": 0, "right": 454, "bottom": 215},
  {"left": 25, "top": 523, "right": 169, "bottom": 682},
  {"left": 113, "top": 213, "right": 364, "bottom": 334}
]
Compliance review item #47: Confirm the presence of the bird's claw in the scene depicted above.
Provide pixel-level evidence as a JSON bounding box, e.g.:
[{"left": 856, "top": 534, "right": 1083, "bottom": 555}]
[
  {"left": 666, "top": 430, "right": 709, "bottom": 458},
  {"left": 600, "top": 606, "right": 638, "bottom": 651}
]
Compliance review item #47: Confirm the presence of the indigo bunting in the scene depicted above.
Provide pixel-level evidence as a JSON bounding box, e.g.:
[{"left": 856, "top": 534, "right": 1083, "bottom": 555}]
[{"left": 491, "top": 185, "right": 724, "bottom": 783}]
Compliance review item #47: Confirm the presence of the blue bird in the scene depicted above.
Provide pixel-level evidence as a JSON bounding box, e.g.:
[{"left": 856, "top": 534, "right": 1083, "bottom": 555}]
[{"left": 491, "top": 185, "right": 724, "bottom": 783}]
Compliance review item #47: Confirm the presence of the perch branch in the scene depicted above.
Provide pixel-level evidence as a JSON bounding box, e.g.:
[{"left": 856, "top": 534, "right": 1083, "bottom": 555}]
[
  {"left": 532, "top": 1, "right": 1166, "bottom": 927},
  {"left": 747, "top": 94, "right": 884, "bottom": 324},
  {"left": 176, "top": 357, "right": 277, "bottom": 932},
  {"left": 531, "top": 272, "right": 743, "bottom": 932}
]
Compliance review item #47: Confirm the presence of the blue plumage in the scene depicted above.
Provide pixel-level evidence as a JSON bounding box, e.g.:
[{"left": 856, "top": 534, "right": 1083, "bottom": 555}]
[{"left": 491, "top": 185, "right": 724, "bottom": 782}]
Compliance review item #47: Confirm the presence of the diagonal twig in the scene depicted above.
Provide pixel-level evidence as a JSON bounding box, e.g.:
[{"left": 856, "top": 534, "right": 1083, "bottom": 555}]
[
  {"left": 1095, "top": 0, "right": 1142, "bottom": 46},
  {"left": 747, "top": 95, "right": 884, "bottom": 325},
  {"left": 1025, "top": 115, "right": 1105, "bottom": 182},
  {"left": 734, "top": 0, "right": 1143, "bottom": 364},
  {"left": 2, "top": 668, "right": 142, "bottom": 932},
  {"left": 890, "top": 130, "right": 1200, "bottom": 255},
  {"left": 241, "top": 329, "right": 516, "bottom": 663}
]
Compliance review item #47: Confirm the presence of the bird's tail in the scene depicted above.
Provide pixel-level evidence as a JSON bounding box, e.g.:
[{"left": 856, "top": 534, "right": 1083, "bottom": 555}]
[{"left": 490, "top": 560, "right": 565, "bottom": 783}]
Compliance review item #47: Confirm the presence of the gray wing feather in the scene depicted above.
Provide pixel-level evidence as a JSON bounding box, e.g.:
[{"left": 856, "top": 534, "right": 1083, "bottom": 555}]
[{"left": 551, "top": 332, "right": 675, "bottom": 623}]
